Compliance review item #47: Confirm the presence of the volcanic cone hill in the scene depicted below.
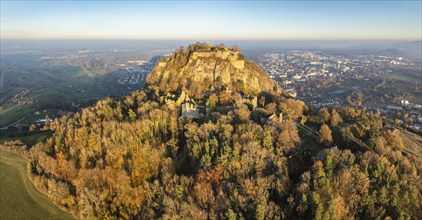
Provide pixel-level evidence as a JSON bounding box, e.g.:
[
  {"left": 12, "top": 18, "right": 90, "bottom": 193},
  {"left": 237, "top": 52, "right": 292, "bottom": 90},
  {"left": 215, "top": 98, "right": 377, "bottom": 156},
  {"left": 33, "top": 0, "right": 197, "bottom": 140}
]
[{"left": 2, "top": 43, "right": 420, "bottom": 220}]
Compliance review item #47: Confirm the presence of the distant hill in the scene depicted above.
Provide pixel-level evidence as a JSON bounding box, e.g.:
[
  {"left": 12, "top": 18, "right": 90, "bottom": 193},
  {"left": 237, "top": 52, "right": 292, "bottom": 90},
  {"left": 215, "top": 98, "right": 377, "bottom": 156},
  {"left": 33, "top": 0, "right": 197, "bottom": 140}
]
[
  {"left": 389, "top": 41, "right": 422, "bottom": 59},
  {"left": 348, "top": 41, "right": 422, "bottom": 60}
]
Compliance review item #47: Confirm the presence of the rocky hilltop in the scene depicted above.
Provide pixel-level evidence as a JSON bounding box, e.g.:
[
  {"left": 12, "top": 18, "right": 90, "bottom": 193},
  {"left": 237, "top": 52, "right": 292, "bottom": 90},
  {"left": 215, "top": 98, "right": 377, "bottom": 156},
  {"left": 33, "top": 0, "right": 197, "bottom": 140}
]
[{"left": 146, "top": 43, "right": 281, "bottom": 98}]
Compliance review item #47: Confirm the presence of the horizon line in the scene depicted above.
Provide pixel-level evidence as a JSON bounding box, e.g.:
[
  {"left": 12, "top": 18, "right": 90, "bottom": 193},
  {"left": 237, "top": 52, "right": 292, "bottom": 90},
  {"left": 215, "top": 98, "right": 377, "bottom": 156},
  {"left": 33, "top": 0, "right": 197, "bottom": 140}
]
[{"left": 1, "top": 38, "right": 421, "bottom": 42}]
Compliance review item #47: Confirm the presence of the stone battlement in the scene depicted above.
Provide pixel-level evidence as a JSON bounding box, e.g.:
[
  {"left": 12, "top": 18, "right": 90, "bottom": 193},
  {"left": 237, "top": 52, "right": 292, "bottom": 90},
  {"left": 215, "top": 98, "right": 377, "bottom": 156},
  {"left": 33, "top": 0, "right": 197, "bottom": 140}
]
[{"left": 188, "top": 49, "right": 244, "bottom": 69}]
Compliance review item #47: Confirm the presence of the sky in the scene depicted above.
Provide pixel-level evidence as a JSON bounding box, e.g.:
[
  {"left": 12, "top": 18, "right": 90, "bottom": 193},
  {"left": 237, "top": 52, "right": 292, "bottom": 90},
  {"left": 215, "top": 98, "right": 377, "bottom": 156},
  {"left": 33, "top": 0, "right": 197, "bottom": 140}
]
[{"left": 1, "top": 1, "right": 421, "bottom": 41}]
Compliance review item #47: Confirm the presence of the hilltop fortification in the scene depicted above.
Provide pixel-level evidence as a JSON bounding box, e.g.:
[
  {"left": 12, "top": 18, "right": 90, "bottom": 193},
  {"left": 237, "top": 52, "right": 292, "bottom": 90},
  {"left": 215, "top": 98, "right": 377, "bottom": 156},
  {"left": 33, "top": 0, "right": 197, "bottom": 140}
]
[{"left": 147, "top": 43, "right": 281, "bottom": 97}]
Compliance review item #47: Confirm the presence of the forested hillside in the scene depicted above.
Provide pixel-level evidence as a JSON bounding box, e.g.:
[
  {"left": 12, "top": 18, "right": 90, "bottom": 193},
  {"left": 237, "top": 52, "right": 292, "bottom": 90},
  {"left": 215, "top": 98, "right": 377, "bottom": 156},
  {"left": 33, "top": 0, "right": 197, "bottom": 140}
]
[{"left": 1, "top": 44, "right": 420, "bottom": 219}]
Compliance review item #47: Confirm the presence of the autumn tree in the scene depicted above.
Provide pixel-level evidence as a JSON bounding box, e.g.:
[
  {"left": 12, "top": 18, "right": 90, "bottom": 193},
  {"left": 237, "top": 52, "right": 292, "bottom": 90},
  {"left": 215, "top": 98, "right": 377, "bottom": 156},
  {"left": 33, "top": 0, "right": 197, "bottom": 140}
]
[
  {"left": 128, "top": 109, "right": 137, "bottom": 121},
  {"left": 374, "top": 136, "right": 387, "bottom": 155},
  {"left": 259, "top": 96, "right": 266, "bottom": 107},
  {"left": 207, "top": 93, "right": 218, "bottom": 108},
  {"left": 219, "top": 90, "right": 232, "bottom": 105},
  {"left": 276, "top": 120, "right": 300, "bottom": 154},
  {"left": 265, "top": 103, "right": 277, "bottom": 114},
  {"left": 319, "top": 124, "right": 333, "bottom": 147},
  {"left": 317, "top": 108, "right": 331, "bottom": 123},
  {"left": 382, "top": 129, "right": 404, "bottom": 151},
  {"left": 43, "top": 114, "right": 51, "bottom": 130},
  {"left": 330, "top": 109, "right": 342, "bottom": 127},
  {"left": 29, "top": 124, "right": 37, "bottom": 132}
]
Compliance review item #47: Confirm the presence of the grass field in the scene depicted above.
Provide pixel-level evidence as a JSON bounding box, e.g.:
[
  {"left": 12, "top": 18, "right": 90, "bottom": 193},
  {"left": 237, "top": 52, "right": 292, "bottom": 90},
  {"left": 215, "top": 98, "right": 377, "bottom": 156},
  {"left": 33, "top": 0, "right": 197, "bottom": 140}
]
[
  {"left": 407, "top": 94, "right": 422, "bottom": 105},
  {"left": 396, "top": 128, "right": 422, "bottom": 159},
  {"left": 379, "top": 73, "right": 417, "bottom": 81},
  {"left": 0, "top": 151, "right": 73, "bottom": 219},
  {"left": 0, "top": 105, "right": 33, "bottom": 127},
  {"left": 379, "top": 68, "right": 422, "bottom": 82},
  {"left": 0, "top": 131, "right": 53, "bottom": 147},
  {"left": 297, "top": 124, "right": 320, "bottom": 151}
]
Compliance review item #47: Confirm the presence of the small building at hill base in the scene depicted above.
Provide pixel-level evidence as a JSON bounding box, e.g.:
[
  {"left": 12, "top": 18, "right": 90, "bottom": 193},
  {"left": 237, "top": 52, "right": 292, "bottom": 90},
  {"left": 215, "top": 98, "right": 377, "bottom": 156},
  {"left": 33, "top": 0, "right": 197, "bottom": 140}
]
[{"left": 182, "top": 103, "right": 201, "bottom": 119}]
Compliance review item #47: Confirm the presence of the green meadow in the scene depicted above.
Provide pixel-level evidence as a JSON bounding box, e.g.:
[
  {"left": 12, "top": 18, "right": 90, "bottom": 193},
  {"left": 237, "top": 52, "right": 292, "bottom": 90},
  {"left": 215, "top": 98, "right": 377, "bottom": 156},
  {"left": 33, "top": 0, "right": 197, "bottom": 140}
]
[{"left": 0, "top": 151, "right": 73, "bottom": 219}]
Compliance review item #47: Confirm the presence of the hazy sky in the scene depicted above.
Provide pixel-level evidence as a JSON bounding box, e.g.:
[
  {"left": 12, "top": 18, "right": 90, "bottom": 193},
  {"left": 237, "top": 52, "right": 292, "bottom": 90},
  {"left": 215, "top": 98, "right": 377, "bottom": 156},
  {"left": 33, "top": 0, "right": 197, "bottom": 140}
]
[{"left": 1, "top": 1, "right": 421, "bottom": 40}]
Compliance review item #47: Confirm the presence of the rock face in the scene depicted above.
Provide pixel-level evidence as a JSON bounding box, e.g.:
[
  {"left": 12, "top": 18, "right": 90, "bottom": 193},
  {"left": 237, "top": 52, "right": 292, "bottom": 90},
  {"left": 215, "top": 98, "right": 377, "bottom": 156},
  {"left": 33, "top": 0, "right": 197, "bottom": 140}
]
[{"left": 146, "top": 43, "right": 281, "bottom": 97}]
